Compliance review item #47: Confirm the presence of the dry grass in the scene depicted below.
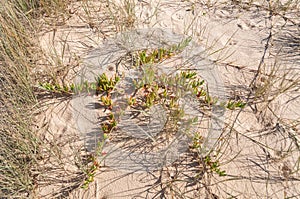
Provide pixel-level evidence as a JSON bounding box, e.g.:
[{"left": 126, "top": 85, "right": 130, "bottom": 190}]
[
  {"left": 106, "top": 0, "right": 136, "bottom": 31},
  {"left": 0, "top": 1, "right": 85, "bottom": 198},
  {"left": 0, "top": 1, "right": 40, "bottom": 197}
]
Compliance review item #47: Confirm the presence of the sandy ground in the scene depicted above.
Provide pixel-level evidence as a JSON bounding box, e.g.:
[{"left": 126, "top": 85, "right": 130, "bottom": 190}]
[{"left": 36, "top": 0, "right": 300, "bottom": 198}]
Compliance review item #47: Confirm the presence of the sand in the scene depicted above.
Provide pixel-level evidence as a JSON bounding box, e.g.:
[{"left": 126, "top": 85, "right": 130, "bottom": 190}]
[{"left": 36, "top": 0, "right": 300, "bottom": 198}]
